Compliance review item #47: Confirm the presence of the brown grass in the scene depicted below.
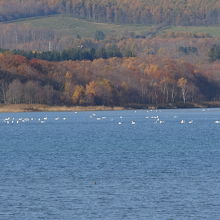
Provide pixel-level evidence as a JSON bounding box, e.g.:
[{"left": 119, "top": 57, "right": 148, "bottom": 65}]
[
  {"left": 0, "top": 102, "right": 220, "bottom": 113},
  {"left": 0, "top": 104, "right": 125, "bottom": 113}
]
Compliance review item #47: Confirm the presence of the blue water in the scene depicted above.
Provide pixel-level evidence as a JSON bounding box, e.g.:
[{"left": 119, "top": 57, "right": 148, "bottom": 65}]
[{"left": 0, "top": 109, "right": 220, "bottom": 219}]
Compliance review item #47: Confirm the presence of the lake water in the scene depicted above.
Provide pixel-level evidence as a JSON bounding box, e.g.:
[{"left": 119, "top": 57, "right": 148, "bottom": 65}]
[{"left": 0, "top": 109, "right": 220, "bottom": 219}]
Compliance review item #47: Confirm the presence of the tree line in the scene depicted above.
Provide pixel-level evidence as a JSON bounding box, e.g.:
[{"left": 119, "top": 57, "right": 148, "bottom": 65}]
[
  {"left": 0, "top": 45, "right": 134, "bottom": 62},
  {"left": 0, "top": 53, "right": 219, "bottom": 107},
  {"left": 0, "top": 0, "right": 220, "bottom": 25}
]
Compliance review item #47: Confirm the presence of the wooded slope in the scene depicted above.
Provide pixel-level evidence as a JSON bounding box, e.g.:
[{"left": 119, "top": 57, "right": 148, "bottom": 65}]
[
  {"left": 0, "top": 0, "right": 220, "bottom": 25},
  {"left": 0, "top": 53, "right": 219, "bottom": 106}
]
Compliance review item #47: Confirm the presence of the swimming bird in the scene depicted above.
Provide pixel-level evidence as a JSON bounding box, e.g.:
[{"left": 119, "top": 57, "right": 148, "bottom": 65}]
[
  {"left": 131, "top": 121, "right": 136, "bottom": 125},
  {"left": 151, "top": 116, "right": 159, "bottom": 119},
  {"left": 155, "top": 118, "right": 160, "bottom": 123}
]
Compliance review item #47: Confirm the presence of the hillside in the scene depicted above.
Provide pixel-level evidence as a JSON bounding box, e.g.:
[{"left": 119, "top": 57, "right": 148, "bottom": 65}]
[
  {"left": 9, "top": 15, "right": 220, "bottom": 39},
  {"left": 13, "top": 15, "right": 153, "bottom": 39},
  {"left": 0, "top": 0, "right": 220, "bottom": 26},
  {"left": 0, "top": 53, "right": 219, "bottom": 107},
  {"left": 1, "top": 1, "right": 220, "bottom": 108},
  {"left": 1, "top": 15, "right": 220, "bottom": 63},
  {"left": 162, "top": 26, "right": 220, "bottom": 38}
]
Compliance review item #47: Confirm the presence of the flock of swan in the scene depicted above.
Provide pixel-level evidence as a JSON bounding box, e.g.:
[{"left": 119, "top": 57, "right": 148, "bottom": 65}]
[
  {"left": 2, "top": 116, "right": 67, "bottom": 125},
  {"left": 0, "top": 109, "right": 220, "bottom": 126}
]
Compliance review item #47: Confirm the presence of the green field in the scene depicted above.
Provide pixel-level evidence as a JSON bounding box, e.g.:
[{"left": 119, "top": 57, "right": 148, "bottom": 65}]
[
  {"left": 163, "top": 25, "right": 220, "bottom": 37},
  {"left": 14, "top": 15, "right": 152, "bottom": 38},
  {"left": 9, "top": 15, "right": 220, "bottom": 39}
]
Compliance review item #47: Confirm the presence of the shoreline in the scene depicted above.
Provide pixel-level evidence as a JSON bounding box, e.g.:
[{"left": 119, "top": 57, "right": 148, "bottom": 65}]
[
  {"left": 1, "top": 102, "right": 220, "bottom": 113},
  {"left": 0, "top": 104, "right": 126, "bottom": 113}
]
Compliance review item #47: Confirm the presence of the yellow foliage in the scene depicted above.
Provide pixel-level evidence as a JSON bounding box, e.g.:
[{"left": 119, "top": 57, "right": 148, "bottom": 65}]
[{"left": 144, "top": 64, "right": 159, "bottom": 75}]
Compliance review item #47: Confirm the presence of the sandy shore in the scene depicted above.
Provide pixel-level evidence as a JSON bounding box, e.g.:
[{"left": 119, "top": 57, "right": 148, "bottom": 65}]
[{"left": 0, "top": 104, "right": 126, "bottom": 113}]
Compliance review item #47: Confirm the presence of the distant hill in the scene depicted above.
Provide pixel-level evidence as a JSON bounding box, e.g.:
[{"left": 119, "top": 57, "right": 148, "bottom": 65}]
[
  {"left": 10, "top": 15, "right": 220, "bottom": 39},
  {"left": 0, "top": 15, "right": 154, "bottom": 51},
  {"left": 0, "top": 53, "right": 219, "bottom": 106},
  {"left": 12, "top": 15, "right": 152, "bottom": 39},
  {"left": 1, "top": 1, "right": 220, "bottom": 107},
  {"left": 0, "top": 0, "right": 220, "bottom": 26},
  {"left": 1, "top": 15, "right": 220, "bottom": 53}
]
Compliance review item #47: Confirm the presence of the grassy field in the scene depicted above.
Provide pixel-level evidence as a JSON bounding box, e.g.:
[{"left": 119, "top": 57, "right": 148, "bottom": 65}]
[
  {"left": 9, "top": 15, "right": 220, "bottom": 39},
  {"left": 13, "top": 15, "right": 152, "bottom": 39},
  {"left": 163, "top": 25, "right": 220, "bottom": 37}
]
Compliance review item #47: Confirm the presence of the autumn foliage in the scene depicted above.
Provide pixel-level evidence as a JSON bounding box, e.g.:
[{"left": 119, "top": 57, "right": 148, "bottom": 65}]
[
  {"left": 0, "top": 0, "right": 220, "bottom": 25},
  {"left": 0, "top": 53, "right": 219, "bottom": 107}
]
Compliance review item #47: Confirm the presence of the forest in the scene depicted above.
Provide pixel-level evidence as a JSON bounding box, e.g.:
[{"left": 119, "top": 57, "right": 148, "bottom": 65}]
[
  {"left": 0, "top": 53, "right": 219, "bottom": 107},
  {"left": 1, "top": 0, "right": 220, "bottom": 108},
  {"left": 2, "top": 46, "right": 134, "bottom": 61},
  {"left": 0, "top": 0, "right": 220, "bottom": 25}
]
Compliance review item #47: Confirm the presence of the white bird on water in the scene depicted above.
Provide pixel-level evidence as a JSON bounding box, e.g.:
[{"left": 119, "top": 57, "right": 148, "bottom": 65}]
[
  {"left": 131, "top": 121, "right": 136, "bottom": 125},
  {"left": 155, "top": 118, "right": 160, "bottom": 123},
  {"left": 180, "top": 120, "right": 185, "bottom": 124}
]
